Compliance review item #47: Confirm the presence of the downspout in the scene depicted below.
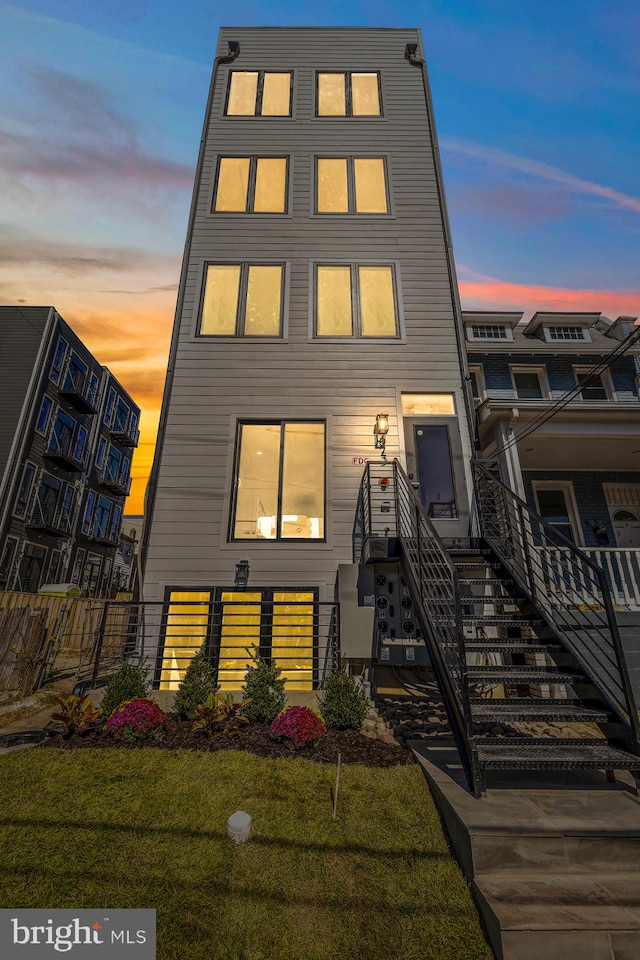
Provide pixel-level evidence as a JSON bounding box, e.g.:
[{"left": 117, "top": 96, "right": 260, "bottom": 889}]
[
  {"left": 404, "top": 40, "right": 480, "bottom": 459},
  {"left": 139, "top": 40, "right": 240, "bottom": 577}
]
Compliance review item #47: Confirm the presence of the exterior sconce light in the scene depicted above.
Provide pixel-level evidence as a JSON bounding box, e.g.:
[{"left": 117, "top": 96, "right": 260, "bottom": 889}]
[
  {"left": 374, "top": 413, "right": 389, "bottom": 460},
  {"left": 234, "top": 560, "right": 250, "bottom": 588}
]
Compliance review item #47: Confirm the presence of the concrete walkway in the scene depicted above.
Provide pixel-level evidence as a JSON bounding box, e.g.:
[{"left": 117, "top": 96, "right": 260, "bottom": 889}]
[{"left": 412, "top": 739, "right": 640, "bottom": 960}]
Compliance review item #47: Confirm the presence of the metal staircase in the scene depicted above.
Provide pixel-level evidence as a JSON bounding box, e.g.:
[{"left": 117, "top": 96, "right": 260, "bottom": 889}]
[{"left": 354, "top": 459, "right": 640, "bottom": 796}]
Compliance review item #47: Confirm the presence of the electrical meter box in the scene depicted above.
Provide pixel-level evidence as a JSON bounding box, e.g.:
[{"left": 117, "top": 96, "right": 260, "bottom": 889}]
[{"left": 370, "top": 562, "right": 428, "bottom": 666}]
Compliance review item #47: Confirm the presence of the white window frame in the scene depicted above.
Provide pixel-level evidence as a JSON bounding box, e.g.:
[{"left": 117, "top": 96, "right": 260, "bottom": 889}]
[
  {"left": 466, "top": 324, "right": 513, "bottom": 342},
  {"left": 532, "top": 481, "right": 583, "bottom": 546},
  {"left": 572, "top": 365, "right": 615, "bottom": 401},
  {"left": 509, "top": 365, "right": 550, "bottom": 401},
  {"left": 543, "top": 325, "right": 591, "bottom": 343},
  {"left": 467, "top": 365, "right": 486, "bottom": 402}
]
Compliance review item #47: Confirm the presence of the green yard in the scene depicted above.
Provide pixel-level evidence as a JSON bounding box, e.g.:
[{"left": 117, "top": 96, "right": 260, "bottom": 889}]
[{"left": 0, "top": 748, "right": 491, "bottom": 959}]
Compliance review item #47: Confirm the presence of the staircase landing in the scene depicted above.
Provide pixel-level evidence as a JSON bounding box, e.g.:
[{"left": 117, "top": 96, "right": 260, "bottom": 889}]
[{"left": 413, "top": 740, "right": 640, "bottom": 960}]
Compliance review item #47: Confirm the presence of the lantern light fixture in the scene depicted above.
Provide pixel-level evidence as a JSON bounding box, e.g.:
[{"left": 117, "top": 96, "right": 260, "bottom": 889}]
[
  {"left": 234, "top": 560, "right": 250, "bottom": 588},
  {"left": 374, "top": 413, "right": 389, "bottom": 460}
]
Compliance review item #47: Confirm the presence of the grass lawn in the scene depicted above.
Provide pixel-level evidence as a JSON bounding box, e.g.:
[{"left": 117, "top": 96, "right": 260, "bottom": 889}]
[{"left": 0, "top": 748, "right": 491, "bottom": 960}]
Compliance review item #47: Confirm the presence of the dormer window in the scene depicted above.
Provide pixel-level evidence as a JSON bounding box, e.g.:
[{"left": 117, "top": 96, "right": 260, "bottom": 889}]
[
  {"left": 467, "top": 324, "right": 512, "bottom": 341},
  {"left": 544, "top": 325, "right": 590, "bottom": 342}
]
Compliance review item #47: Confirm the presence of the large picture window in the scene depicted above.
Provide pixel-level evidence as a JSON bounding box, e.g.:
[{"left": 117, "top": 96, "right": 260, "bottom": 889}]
[
  {"left": 232, "top": 421, "right": 325, "bottom": 540},
  {"left": 315, "top": 263, "right": 399, "bottom": 338},
  {"left": 316, "top": 157, "right": 388, "bottom": 214},
  {"left": 199, "top": 263, "right": 284, "bottom": 337},
  {"left": 213, "top": 156, "right": 289, "bottom": 213},
  {"left": 226, "top": 71, "right": 292, "bottom": 116},
  {"left": 317, "top": 72, "right": 381, "bottom": 116}
]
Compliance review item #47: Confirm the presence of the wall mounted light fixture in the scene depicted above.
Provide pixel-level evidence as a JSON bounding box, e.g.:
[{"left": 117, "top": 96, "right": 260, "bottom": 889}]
[
  {"left": 374, "top": 413, "right": 389, "bottom": 460},
  {"left": 234, "top": 560, "right": 250, "bottom": 588}
]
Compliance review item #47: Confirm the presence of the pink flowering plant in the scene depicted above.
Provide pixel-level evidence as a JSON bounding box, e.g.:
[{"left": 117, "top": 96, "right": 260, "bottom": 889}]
[
  {"left": 106, "top": 697, "right": 167, "bottom": 743},
  {"left": 269, "top": 705, "right": 326, "bottom": 750}
]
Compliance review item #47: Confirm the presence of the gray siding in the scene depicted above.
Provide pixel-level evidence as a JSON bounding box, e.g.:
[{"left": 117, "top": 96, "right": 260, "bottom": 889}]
[{"left": 145, "top": 28, "right": 472, "bottom": 600}]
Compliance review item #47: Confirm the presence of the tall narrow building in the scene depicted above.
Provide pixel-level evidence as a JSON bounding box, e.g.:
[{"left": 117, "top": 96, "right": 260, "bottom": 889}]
[{"left": 143, "top": 27, "right": 474, "bottom": 689}]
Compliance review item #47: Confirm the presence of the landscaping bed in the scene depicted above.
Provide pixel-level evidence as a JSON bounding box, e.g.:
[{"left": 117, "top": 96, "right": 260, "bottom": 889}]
[{"left": 41, "top": 715, "right": 415, "bottom": 767}]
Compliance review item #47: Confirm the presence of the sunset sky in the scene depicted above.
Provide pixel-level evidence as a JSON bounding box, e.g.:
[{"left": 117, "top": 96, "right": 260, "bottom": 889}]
[{"left": 1, "top": 1, "right": 638, "bottom": 513}]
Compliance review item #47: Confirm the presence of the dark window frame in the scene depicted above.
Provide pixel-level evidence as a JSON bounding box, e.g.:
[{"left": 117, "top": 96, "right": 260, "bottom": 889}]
[
  {"left": 212, "top": 155, "right": 290, "bottom": 214},
  {"left": 229, "top": 419, "right": 327, "bottom": 543},
  {"left": 35, "top": 396, "right": 54, "bottom": 435},
  {"left": 312, "top": 261, "right": 401, "bottom": 340},
  {"left": 313, "top": 155, "right": 390, "bottom": 216},
  {"left": 224, "top": 70, "right": 293, "bottom": 117},
  {"left": 315, "top": 70, "right": 383, "bottom": 118},
  {"left": 13, "top": 461, "right": 38, "bottom": 519},
  {"left": 49, "top": 337, "right": 68, "bottom": 384},
  {"left": 197, "top": 261, "right": 286, "bottom": 339}
]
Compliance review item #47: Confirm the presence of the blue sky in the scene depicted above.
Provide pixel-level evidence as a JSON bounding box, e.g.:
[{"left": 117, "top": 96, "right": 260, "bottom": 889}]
[{"left": 1, "top": 0, "right": 638, "bottom": 508}]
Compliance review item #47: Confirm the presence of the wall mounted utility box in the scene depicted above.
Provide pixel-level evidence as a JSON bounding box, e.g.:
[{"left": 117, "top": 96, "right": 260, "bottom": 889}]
[{"left": 338, "top": 564, "right": 375, "bottom": 659}]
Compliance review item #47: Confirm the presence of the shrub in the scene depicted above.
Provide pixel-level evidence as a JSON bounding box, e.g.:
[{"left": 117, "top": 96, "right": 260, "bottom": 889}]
[
  {"left": 241, "top": 646, "right": 286, "bottom": 723},
  {"left": 173, "top": 645, "right": 218, "bottom": 720},
  {"left": 318, "top": 668, "right": 368, "bottom": 730},
  {"left": 106, "top": 698, "right": 167, "bottom": 743},
  {"left": 100, "top": 661, "right": 150, "bottom": 720},
  {"left": 192, "top": 692, "right": 250, "bottom": 738},
  {"left": 269, "top": 706, "right": 326, "bottom": 749},
  {"left": 49, "top": 693, "right": 102, "bottom": 737}
]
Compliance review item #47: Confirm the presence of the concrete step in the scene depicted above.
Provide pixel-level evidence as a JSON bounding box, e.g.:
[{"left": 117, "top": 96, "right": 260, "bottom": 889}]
[{"left": 472, "top": 873, "right": 640, "bottom": 960}]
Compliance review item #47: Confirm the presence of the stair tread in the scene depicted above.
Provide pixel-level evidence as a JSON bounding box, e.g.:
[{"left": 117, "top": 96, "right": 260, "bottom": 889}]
[
  {"left": 469, "top": 666, "right": 579, "bottom": 680},
  {"left": 476, "top": 741, "right": 639, "bottom": 767},
  {"left": 471, "top": 702, "right": 609, "bottom": 722},
  {"left": 465, "top": 642, "right": 562, "bottom": 652}
]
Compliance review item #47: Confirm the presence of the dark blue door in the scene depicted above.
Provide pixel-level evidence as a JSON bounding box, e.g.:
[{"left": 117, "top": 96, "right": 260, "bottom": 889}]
[{"left": 414, "top": 424, "right": 457, "bottom": 518}]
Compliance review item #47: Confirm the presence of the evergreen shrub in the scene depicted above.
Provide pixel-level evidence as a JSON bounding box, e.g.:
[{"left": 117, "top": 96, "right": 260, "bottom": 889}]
[
  {"left": 173, "top": 645, "right": 218, "bottom": 720},
  {"left": 100, "top": 661, "right": 150, "bottom": 720},
  {"left": 241, "top": 646, "right": 286, "bottom": 723},
  {"left": 318, "top": 667, "right": 368, "bottom": 730}
]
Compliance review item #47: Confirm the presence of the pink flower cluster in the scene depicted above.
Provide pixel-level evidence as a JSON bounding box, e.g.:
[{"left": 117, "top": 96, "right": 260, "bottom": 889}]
[
  {"left": 269, "top": 705, "right": 326, "bottom": 749},
  {"left": 106, "top": 698, "right": 167, "bottom": 742}
]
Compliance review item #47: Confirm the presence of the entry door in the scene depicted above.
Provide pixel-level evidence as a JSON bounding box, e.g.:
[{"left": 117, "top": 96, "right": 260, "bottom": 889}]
[
  {"left": 403, "top": 416, "right": 469, "bottom": 535},
  {"left": 612, "top": 510, "right": 640, "bottom": 548}
]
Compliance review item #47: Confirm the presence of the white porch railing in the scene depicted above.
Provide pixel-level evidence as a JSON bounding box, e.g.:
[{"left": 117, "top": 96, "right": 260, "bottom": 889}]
[{"left": 540, "top": 548, "right": 640, "bottom": 611}]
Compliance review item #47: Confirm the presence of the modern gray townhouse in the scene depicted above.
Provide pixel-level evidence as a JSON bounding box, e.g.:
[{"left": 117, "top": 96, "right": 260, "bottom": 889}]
[{"left": 0, "top": 306, "right": 139, "bottom": 597}]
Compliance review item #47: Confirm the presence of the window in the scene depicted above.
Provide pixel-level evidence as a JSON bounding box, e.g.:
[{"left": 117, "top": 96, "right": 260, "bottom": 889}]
[
  {"left": 71, "top": 548, "right": 86, "bottom": 584},
  {"left": 13, "top": 463, "right": 37, "bottom": 518},
  {"left": 36, "top": 396, "right": 53, "bottom": 434},
  {"left": 199, "top": 263, "right": 284, "bottom": 337},
  {"left": 50, "top": 337, "right": 67, "bottom": 383},
  {"left": 468, "top": 365, "right": 485, "bottom": 402},
  {"left": 468, "top": 324, "right": 511, "bottom": 341},
  {"left": 62, "top": 352, "right": 88, "bottom": 392},
  {"left": 113, "top": 398, "right": 130, "bottom": 433},
  {"left": 96, "top": 437, "right": 106, "bottom": 469},
  {"left": 46, "top": 549, "right": 62, "bottom": 585},
  {"left": 511, "top": 367, "right": 547, "bottom": 400},
  {"left": 82, "top": 491, "right": 96, "bottom": 535},
  {"left": 0, "top": 537, "right": 19, "bottom": 588},
  {"left": 317, "top": 72, "right": 381, "bottom": 116},
  {"left": 315, "top": 157, "right": 388, "bottom": 214},
  {"left": 103, "top": 387, "right": 116, "bottom": 426},
  {"left": 315, "top": 264, "right": 399, "bottom": 338},
  {"left": 533, "top": 484, "right": 581, "bottom": 544},
  {"left": 226, "top": 71, "right": 292, "bottom": 116},
  {"left": 232, "top": 421, "right": 325, "bottom": 540},
  {"left": 213, "top": 156, "right": 288, "bottom": 213},
  {"left": 573, "top": 366, "right": 611, "bottom": 401},
  {"left": 16, "top": 543, "right": 47, "bottom": 592},
  {"left": 401, "top": 394, "right": 455, "bottom": 416},
  {"left": 547, "top": 326, "right": 587, "bottom": 341},
  {"left": 105, "top": 446, "right": 122, "bottom": 484},
  {"left": 93, "top": 497, "right": 112, "bottom": 540}
]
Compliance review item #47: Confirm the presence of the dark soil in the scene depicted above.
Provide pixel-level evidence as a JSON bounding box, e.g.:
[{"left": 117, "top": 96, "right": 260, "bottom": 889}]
[{"left": 40, "top": 716, "right": 415, "bottom": 768}]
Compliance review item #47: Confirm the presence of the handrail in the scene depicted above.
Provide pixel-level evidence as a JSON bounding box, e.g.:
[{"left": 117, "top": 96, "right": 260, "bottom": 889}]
[
  {"left": 472, "top": 460, "right": 640, "bottom": 742},
  {"left": 353, "top": 459, "right": 479, "bottom": 793}
]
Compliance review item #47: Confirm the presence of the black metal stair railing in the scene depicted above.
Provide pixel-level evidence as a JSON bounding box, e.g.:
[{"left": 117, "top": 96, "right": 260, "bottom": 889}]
[
  {"left": 472, "top": 459, "right": 640, "bottom": 742},
  {"left": 353, "top": 460, "right": 479, "bottom": 792}
]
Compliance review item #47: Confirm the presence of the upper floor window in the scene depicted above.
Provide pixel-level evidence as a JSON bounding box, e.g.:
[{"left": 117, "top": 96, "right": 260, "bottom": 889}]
[
  {"left": 511, "top": 366, "right": 547, "bottom": 400},
  {"left": 36, "top": 396, "right": 53, "bottom": 434},
  {"left": 50, "top": 337, "right": 68, "bottom": 384},
  {"left": 317, "top": 72, "right": 381, "bottom": 116},
  {"left": 14, "top": 462, "right": 37, "bottom": 519},
  {"left": 573, "top": 366, "right": 611, "bottom": 401},
  {"left": 314, "top": 263, "right": 399, "bottom": 338},
  {"left": 103, "top": 387, "right": 116, "bottom": 427},
  {"left": 468, "top": 324, "right": 511, "bottom": 341},
  {"left": 467, "top": 366, "right": 485, "bottom": 403},
  {"left": 315, "top": 157, "right": 388, "bottom": 214},
  {"left": 231, "top": 421, "right": 325, "bottom": 540},
  {"left": 226, "top": 71, "right": 292, "bottom": 116},
  {"left": 199, "top": 263, "right": 284, "bottom": 337},
  {"left": 213, "top": 156, "right": 288, "bottom": 213},
  {"left": 547, "top": 325, "right": 587, "bottom": 341}
]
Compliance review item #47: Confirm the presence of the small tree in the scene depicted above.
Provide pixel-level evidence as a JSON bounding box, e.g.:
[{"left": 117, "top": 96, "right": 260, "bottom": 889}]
[
  {"left": 318, "top": 667, "right": 368, "bottom": 730},
  {"left": 100, "top": 661, "right": 150, "bottom": 720},
  {"left": 241, "top": 645, "right": 286, "bottom": 723},
  {"left": 173, "top": 645, "right": 218, "bottom": 721}
]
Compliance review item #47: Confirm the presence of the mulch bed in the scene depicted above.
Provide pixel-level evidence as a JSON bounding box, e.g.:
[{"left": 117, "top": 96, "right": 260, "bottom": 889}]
[{"left": 40, "top": 716, "right": 415, "bottom": 768}]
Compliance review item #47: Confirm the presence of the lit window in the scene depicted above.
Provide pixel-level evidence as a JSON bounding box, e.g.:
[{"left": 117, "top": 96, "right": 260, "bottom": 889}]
[
  {"left": 199, "top": 263, "right": 284, "bottom": 337},
  {"left": 226, "top": 71, "right": 292, "bottom": 116},
  {"left": 214, "top": 157, "right": 288, "bottom": 213},
  {"left": 316, "top": 157, "right": 388, "bottom": 214},
  {"left": 315, "top": 264, "right": 398, "bottom": 338},
  {"left": 317, "top": 72, "right": 381, "bottom": 116},
  {"left": 401, "top": 394, "right": 455, "bottom": 416},
  {"left": 232, "top": 422, "right": 325, "bottom": 540}
]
